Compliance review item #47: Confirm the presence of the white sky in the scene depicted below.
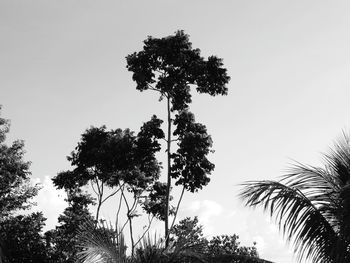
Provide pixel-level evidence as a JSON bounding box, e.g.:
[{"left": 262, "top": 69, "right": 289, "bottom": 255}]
[{"left": 2, "top": 1, "right": 350, "bottom": 262}]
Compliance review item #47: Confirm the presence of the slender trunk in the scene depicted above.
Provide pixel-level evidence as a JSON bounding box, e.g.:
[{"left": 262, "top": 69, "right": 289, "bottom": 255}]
[
  {"left": 115, "top": 185, "right": 124, "bottom": 243},
  {"left": 120, "top": 186, "right": 137, "bottom": 257},
  {"left": 129, "top": 194, "right": 139, "bottom": 258},
  {"left": 115, "top": 188, "right": 123, "bottom": 230},
  {"left": 129, "top": 216, "right": 134, "bottom": 257},
  {"left": 95, "top": 179, "right": 103, "bottom": 222},
  {"left": 96, "top": 200, "right": 101, "bottom": 222},
  {"left": 165, "top": 96, "right": 172, "bottom": 246}
]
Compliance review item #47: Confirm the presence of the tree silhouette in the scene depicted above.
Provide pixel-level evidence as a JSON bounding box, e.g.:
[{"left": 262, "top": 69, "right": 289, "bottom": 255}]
[
  {"left": 53, "top": 116, "right": 166, "bottom": 255},
  {"left": 126, "top": 30, "right": 230, "bottom": 243}
]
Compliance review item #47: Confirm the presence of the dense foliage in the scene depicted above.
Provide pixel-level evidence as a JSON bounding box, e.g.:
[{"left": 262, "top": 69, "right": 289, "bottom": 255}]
[
  {"left": 1, "top": 212, "right": 48, "bottom": 263},
  {"left": 0, "top": 106, "right": 49, "bottom": 263}
]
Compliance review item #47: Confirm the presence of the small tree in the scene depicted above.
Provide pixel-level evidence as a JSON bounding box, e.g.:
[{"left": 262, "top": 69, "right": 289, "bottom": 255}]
[
  {"left": 45, "top": 188, "right": 94, "bottom": 263},
  {"left": 53, "top": 116, "right": 167, "bottom": 256},
  {"left": 126, "top": 30, "right": 230, "bottom": 243},
  {"left": 170, "top": 216, "right": 207, "bottom": 250},
  {"left": 171, "top": 217, "right": 260, "bottom": 263}
]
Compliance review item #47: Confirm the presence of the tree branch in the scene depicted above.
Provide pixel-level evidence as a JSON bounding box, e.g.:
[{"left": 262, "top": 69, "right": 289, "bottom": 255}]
[
  {"left": 147, "top": 84, "right": 161, "bottom": 93},
  {"left": 170, "top": 185, "right": 185, "bottom": 231},
  {"left": 134, "top": 214, "right": 155, "bottom": 248},
  {"left": 115, "top": 183, "right": 125, "bottom": 232},
  {"left": 101, "top": 187, "right": 122, "bottom": 205},
  {"left": 90, "top": 180, "right": 98, "bottom": 196}
]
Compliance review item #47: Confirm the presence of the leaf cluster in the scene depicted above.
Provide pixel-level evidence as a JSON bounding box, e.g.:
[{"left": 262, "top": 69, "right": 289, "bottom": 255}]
[
  {"left": 142, "top": 181, "right": 170, "bottom": 221},
  {"left": 172, "top": 110, "right": 214, "bottom": 192},
  {"left": 53, "top": 115, "right": 164, "bottom": 193},
  {"left": 207, "top": 235, "right": 258, "bottom": 258}
]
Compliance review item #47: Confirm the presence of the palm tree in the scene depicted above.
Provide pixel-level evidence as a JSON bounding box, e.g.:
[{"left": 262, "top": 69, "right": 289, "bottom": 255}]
[{"left": 240, "top": 133, "right": 350, "bottom": 263}]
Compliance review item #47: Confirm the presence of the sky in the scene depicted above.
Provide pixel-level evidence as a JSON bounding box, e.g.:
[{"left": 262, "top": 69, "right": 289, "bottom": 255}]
[{"left": 2, "top": 1, "right": 350, "bottom": 262}]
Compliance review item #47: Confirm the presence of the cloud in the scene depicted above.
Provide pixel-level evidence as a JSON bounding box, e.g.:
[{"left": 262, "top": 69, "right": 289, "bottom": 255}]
[
  {"left": 226, "top": 210, "right": 237, "bottom": 218},
  {"left": 186, "top": 199, "right": 223, "bottom": 236},
  {"left": 31, "top": 176, "right": 67, "bottom": 231}
]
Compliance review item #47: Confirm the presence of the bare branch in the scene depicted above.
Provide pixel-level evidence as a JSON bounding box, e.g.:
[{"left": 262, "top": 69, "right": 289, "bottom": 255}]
[
  {"left": 170, "top": 185, "right": 185, "bottom": 231},
  {"left": 101, "top": 188, "right": 122, "bottom": 204},
  {"left": 147, "top": 84, "right": 161, "bottom": 93},
  {"left": 90, "top": 180, "right": 98, "bottom": 196},
  {"left": 134, "top": 214, "right": 155, "bottom": 247}
]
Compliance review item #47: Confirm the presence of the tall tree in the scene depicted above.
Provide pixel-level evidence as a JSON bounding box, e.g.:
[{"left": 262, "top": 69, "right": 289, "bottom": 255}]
[
  {"left": 240, "top": 132, "right": 350, "bottom": 263},
  {"left": 126, "top": 30, "right": 230, "bottom": 242}
]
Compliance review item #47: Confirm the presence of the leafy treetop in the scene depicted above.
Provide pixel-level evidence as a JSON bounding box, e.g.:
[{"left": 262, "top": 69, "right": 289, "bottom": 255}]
[{"left": 126, "top": 30, "right": 230, "bottom": 111}]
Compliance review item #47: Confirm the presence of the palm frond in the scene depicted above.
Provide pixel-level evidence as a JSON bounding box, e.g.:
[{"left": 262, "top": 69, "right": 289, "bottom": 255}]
[
  {"left": 133, "top": 233, "right": 165, "bottom": 263},
  {"left": 133, "top": 232, "right": 208, "bottom": 263},
  {"left": 76, "top": 220, "right": 127, "bottom": 263},
  {"left": 240, "top": 179, "right": 339, "bottom": 263},
  {"left": 239, "top": 132, "right": 350, "bottom": 263}
]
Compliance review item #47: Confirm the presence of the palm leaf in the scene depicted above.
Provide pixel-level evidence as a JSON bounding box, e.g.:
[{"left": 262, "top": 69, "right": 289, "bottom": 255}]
[
  {"left": 240, "top": 176, "right": 343, "bottom": 263},
  {"left": 240, "top": 132, "right": 350, "bottom": 262},
  {"left": 76, "top": 220, "right": 127, "bottom": 263}
]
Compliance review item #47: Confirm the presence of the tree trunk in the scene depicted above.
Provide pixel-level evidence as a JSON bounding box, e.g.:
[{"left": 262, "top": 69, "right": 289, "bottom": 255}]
[{"left": 165, "top": 96, "right": 172, "bottom": 246}]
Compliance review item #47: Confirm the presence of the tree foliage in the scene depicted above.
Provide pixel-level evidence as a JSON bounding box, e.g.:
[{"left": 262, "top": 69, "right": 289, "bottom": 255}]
[
  {"left": 172, "top": 110, "right": 215, "bottom": 192},
  {"left": 171, "top": 217, "right": 258, "bottom": 258},
  {"left": 240, "top": 132, "right": 350, "bottom": 263},
  {"left": 170, "top": 216, "right": 207, "bottom": 249},
  {"left": 126, "top": 30, "right": 229, "bottom": 111},
  {"left": 0, "top": 106, "right": 46, "bottom": 262},
  {"left": 53, "top": 115, "right": 165, "bottom": 217},
  {"left": 45, "top": 188, "right": 94, "bottom": 263},
  {"left": 0, "top": 108, "right": 39, "bottom": 218},
  {"left": 207, "top": 235, "right": 258, "bottom": 258},
  {"left": 0, "top": 212, "right": 49, "bottom": 263}
]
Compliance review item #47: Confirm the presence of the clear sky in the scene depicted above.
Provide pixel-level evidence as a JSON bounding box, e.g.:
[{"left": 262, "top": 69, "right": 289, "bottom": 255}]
[{"left": 2, "top": 1, "right": 350, "bottom": 262}]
